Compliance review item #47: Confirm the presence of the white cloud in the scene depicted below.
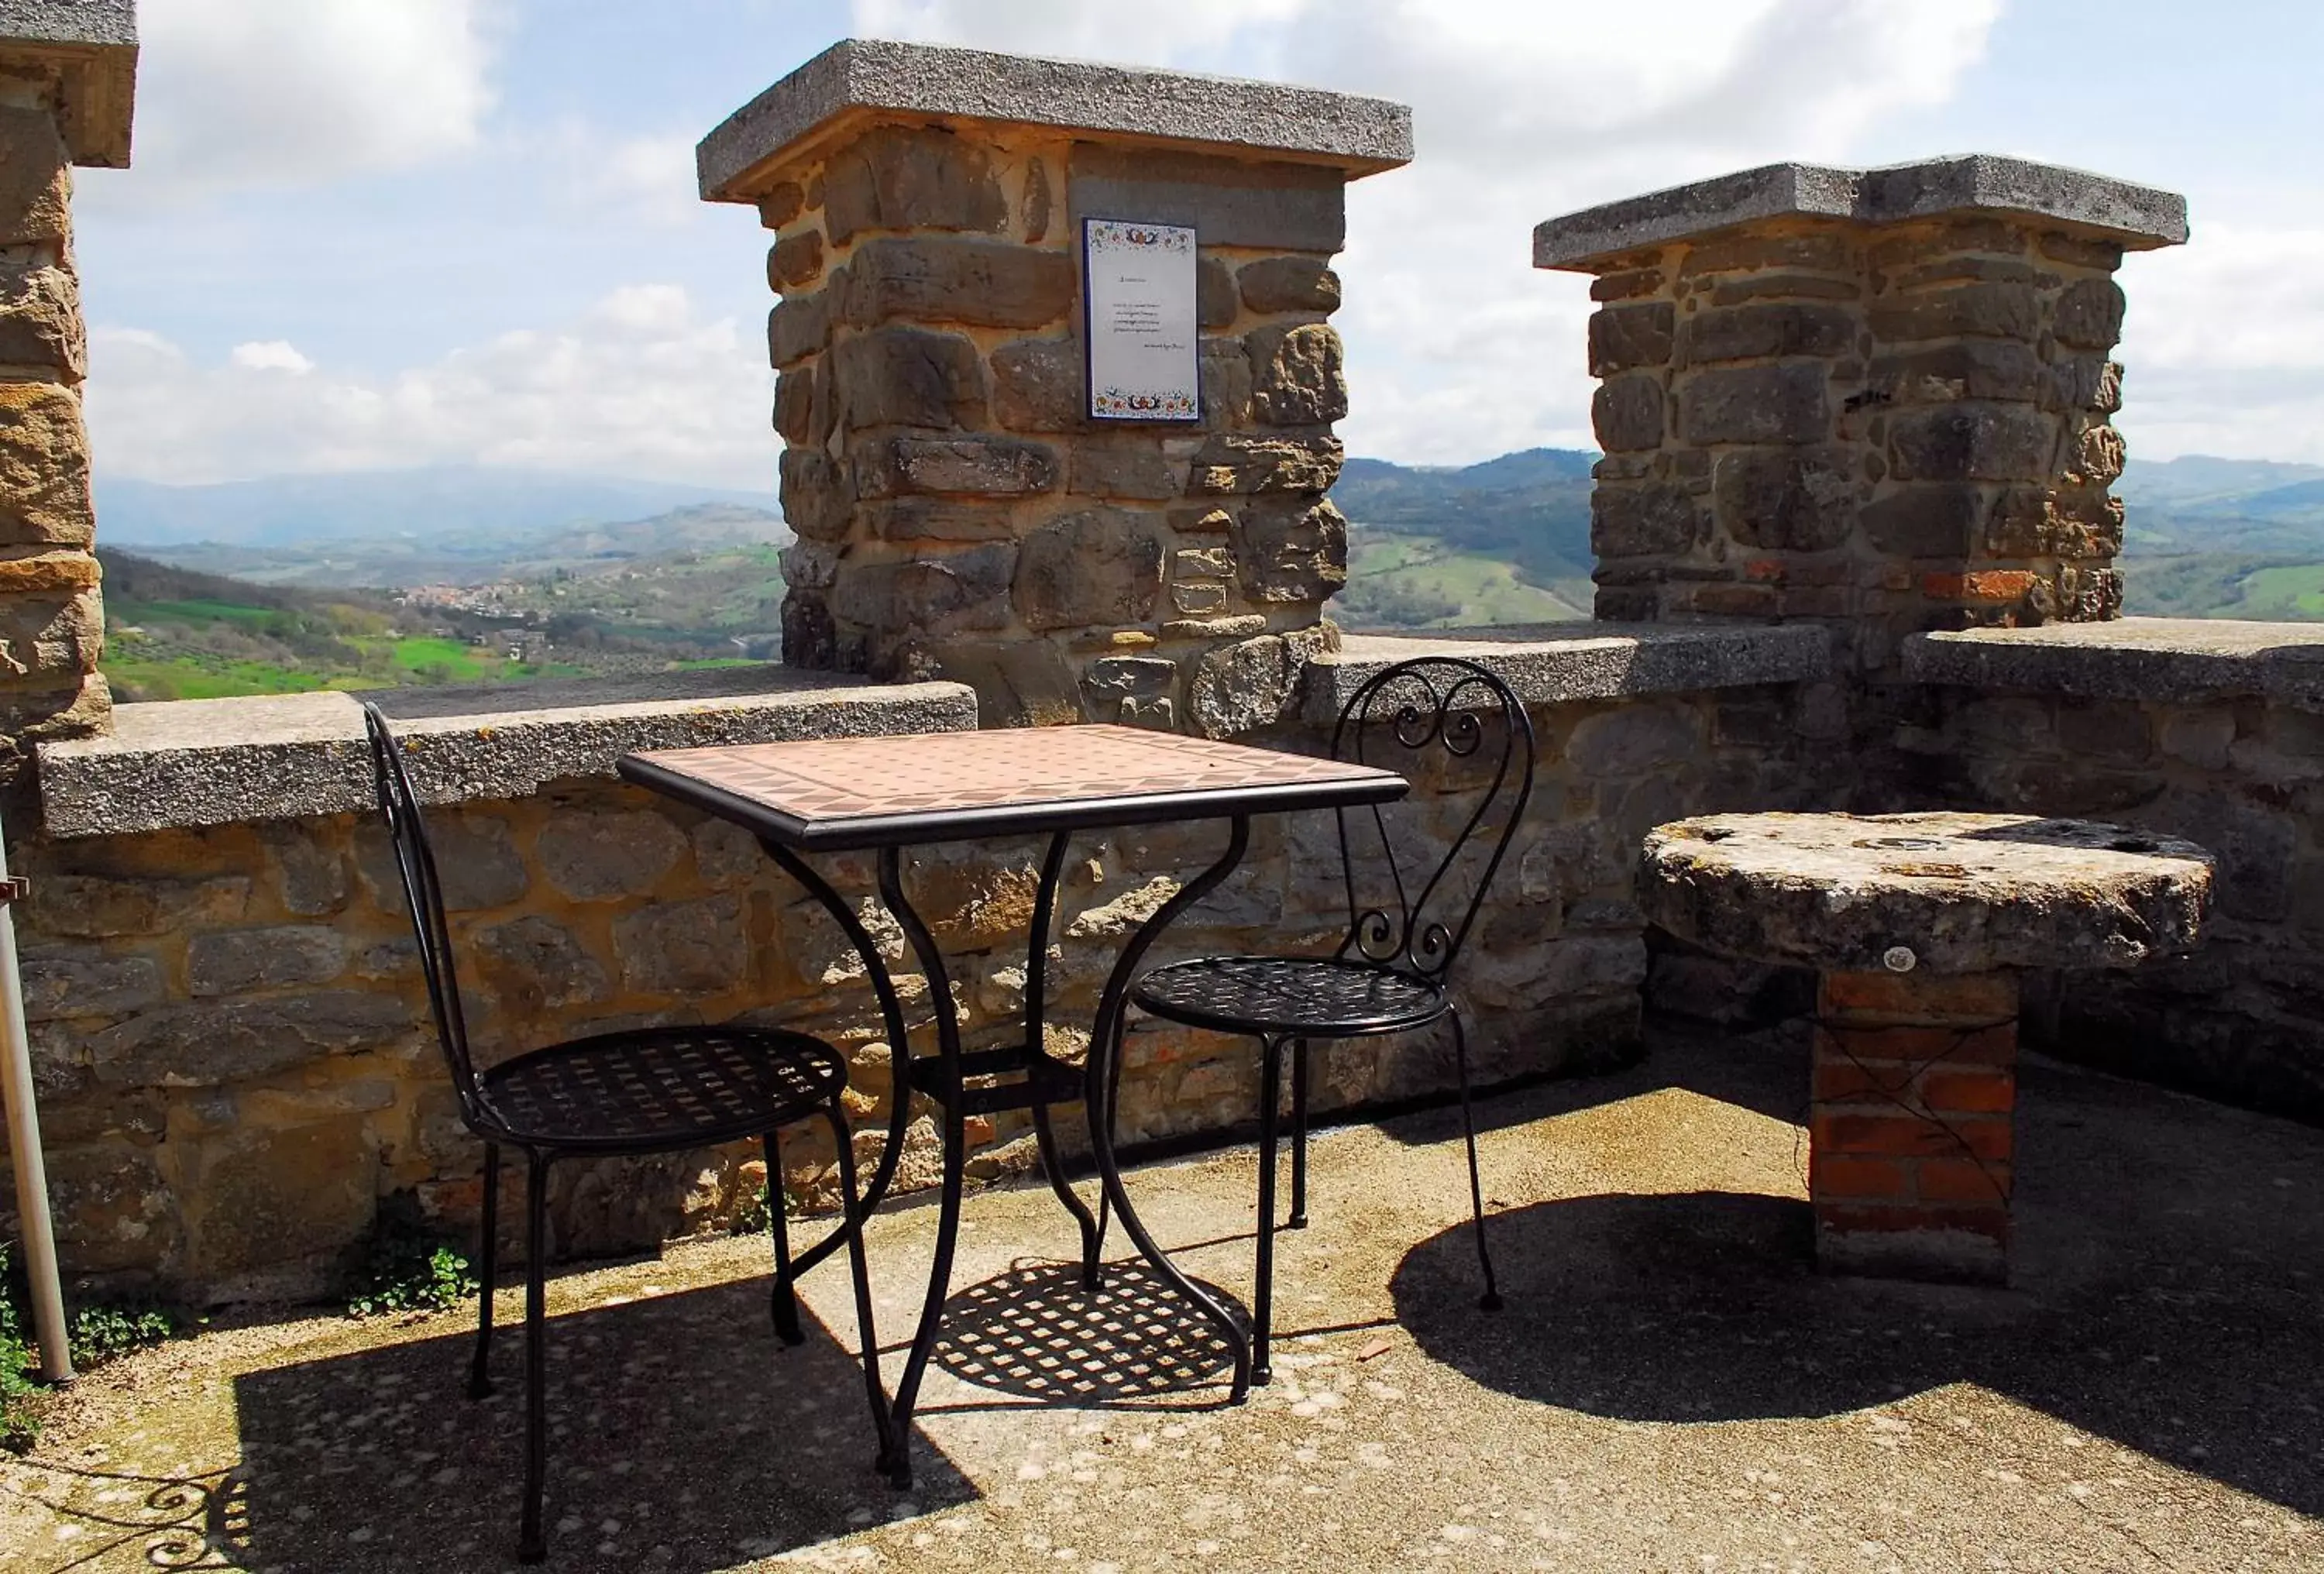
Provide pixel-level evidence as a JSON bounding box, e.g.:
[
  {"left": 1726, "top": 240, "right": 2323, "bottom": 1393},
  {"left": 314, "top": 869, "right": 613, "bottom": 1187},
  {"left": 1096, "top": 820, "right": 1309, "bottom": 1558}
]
[
  {"left": 2117, "top": 224, "right": 2324, "bottom": 465},
  {"left": 84, "top": 287, "right": 773, "bottom": 489},
  {"left": 110, "top": 0, "right": 496, "bottom": 197},
  {"left": 851, "top": 0, "right": 2001, "bottom": 462}
]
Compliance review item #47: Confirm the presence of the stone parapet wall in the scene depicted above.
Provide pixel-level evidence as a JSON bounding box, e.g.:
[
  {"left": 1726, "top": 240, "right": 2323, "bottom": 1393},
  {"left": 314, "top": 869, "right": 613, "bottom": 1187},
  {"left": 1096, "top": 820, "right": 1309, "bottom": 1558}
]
[{"left": 2, "top": 658, "right": 1824, "bottom": 1302}]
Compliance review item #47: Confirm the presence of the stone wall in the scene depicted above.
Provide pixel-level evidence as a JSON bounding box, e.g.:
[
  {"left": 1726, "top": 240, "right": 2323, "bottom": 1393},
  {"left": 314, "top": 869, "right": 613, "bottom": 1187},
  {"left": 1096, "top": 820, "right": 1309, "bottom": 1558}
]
[
  {"left": 2, "top": 673, "right": 1821, "bottom": 1301},
  {"left": 0, "top": 71, "right": 108, "bottom": 782},
  {"left": 761, "top": 121, "right": 1354, "bottom": 732}
]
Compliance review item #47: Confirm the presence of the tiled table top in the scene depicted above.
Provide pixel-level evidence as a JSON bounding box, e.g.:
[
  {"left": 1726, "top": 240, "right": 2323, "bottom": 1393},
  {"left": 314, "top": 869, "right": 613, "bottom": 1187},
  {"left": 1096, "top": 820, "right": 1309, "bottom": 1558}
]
[{"left": 618, "top": 723, "right": 1407, "bottom": 849}]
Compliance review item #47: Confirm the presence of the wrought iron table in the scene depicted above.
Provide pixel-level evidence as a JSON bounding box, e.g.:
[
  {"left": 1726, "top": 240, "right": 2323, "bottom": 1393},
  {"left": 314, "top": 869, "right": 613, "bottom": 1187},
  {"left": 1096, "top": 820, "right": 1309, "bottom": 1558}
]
[{"left": 617, "top": 723, "right": 1408, "bottom": 1484}]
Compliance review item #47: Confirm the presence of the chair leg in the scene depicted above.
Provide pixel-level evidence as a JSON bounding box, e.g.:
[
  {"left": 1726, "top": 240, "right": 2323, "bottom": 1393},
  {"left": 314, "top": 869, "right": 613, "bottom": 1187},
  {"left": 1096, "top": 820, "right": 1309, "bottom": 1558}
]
[
  {"left": 469, "top": 1140, "right": 499, "bottom": 1400},
  {"left": 1447, "top": 1003, "right": 1502, "bottom": 1312},
  {"left": 1287, "top": 1038, "right": 1311, "bottom": 1230},
  {"left": 827, "top": 1102, "right": 899, "bottom": 1477},
  {"left": 1253, "top": 1036, "right": 1284, "bottom": 1387},
  {"left": 517, "top": 1150, "right": 551, "bottom": 1564},
  {"left": 764, "top": 1131, "right": 804, "bottom": 1346}
]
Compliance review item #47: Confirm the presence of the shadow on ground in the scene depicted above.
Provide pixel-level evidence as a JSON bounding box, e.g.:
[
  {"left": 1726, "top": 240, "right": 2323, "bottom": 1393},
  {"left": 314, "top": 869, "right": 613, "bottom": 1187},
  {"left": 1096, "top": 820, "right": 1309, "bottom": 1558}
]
[
  {"left": 225, "top": 1275, "right": 966, "bottom": 1572},
  {"left": 1391, "top": 1053, "right": 2324, "bottom": 1520}
]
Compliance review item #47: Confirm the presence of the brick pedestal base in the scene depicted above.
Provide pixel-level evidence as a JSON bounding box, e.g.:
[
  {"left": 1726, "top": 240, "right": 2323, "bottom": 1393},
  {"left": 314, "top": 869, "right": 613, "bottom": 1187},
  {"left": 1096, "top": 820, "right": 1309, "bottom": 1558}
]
[{"left": 1809, "top": 969, "right": 2018, "bottom": 1284}]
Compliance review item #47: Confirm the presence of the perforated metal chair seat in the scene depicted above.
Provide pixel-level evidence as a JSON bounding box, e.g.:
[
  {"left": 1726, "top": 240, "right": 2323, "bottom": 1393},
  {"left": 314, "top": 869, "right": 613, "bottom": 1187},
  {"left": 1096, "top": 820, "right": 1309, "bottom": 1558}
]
[
  {"left": 476, "top": 1026, "right": 847, "bottom": 1152},
  {"left": 1132, "top": 955, "right": 1447, "bottom": 1038}
]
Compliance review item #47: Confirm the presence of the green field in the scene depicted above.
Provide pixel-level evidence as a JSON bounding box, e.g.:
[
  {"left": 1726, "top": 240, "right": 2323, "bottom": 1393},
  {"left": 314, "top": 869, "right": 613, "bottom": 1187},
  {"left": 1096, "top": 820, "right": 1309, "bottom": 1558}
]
[{"left": 1336, "top": 532, "right": 1587, "bottom": 628}]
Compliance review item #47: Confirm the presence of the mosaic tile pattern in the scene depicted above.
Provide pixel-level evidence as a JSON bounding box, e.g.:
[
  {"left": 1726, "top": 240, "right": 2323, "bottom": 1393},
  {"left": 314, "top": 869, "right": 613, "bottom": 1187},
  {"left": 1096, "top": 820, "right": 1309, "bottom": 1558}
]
[{"left": 634, "top": 723, "right": 1401, "bottom": 830}]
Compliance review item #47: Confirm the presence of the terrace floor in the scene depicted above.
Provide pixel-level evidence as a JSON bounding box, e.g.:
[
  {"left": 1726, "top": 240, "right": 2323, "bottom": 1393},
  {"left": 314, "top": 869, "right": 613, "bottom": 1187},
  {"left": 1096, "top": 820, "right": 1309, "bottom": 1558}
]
[{"left": 3, "top": 1022, "right": 2319, "bottom": 1573}]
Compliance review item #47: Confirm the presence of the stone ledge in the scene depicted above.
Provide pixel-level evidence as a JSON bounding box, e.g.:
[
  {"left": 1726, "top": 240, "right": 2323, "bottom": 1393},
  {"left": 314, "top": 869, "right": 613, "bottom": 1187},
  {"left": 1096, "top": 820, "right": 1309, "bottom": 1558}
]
[
  {"left": 0, "top": 0, "right": 137, "bottom": 166},
  {"left": 36, "top": 668, "right": 978, "bottom": 839},
  {"left": 1533, "top": 154, "right": 2187, "bottom": 271},
  {"left": 1903, "top": 619, "right": 2324, "bottom": 712},
  {"left": 699, "top": 36, "right": 1412, "bottom": 204},
  {"left": 1305, "top": 623, "right": 1832, "bottom": 722}
]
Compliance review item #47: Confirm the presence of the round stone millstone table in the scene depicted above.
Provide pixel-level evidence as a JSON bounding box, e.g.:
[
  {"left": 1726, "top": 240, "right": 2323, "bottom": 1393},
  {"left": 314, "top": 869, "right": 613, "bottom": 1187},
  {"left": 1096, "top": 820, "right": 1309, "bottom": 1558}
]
[{"left": 1640, "top": 812, "right": 2214, "bottom": 1285}]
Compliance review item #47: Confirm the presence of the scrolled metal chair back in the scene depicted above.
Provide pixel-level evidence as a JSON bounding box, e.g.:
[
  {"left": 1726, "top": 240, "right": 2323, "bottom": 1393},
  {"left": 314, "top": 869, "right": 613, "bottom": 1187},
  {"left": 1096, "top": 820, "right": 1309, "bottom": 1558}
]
[
  {"left": 362, "top": 701, "right": 487, "bottom": 1128},
  {"left": 1329, "top": 656, "right": 1535, "bottom": 983}
]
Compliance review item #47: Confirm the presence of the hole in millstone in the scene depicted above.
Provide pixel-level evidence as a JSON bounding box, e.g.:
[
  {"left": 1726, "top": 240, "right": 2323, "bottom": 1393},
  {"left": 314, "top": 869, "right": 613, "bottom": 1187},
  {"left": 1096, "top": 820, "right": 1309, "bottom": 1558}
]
[
  {"left": 1857, "top": 837, "right": 1947, "bottom": 851},
  {"left": 1700, "top": 828, "right": 1734, "bottom": 842},
  {"left": 2108, "top": 837, "right": 2159, "bottom": 853}
]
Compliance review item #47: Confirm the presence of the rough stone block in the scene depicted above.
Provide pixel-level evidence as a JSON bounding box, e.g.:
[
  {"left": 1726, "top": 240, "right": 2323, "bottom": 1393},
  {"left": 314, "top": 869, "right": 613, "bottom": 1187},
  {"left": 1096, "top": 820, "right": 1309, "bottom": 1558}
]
[
  {"left": 1201, "top": 336, "right": 1254, "bottom": 428},
  {"left": 1188, "top": 433, "right": 1342, "bottom": 495},
  {"left": 2052, "top": 277, "right": 2126, "bottom": 351},
  {"left": 1013, "top": 508, "right": 1164, "bottom": 632},
  {"left": 1587, "top": 302, "right": 1675, "bottom": 376},
  {"left": 1862, "top": 484, "right": 1981, "bottom": 558},
  {"left": 185, "top": 1112, "right": 378, "bottom": 1279},
  {"left": 989, "top": 335, "right": 1081, "bottom": 431},
  {"left": 1592, "top": 375, "right": 1665, "bottom": 452},
  {"left": 1237, "top": 256, "right": 1340, "bottom": 314},
  {"left": 1197, "top": 253, "right": 1237, "bottom": 329},
  {"left": 1231, "top": 497, "right": 1347, "bottom": 604},
  {"left": 536, "top": 808, "right": 687, "bottom": 901},
  {"left": 1679, "top": 302, "right": 1853, "bottom": 364},
  {"left": 1248, "top": 321, "right": 1348, "bottom": 426},
  {"left": 29, "top": 873, "right": 249, "bottom": 939},
  {"left": 2046, "top": 356, "right": 2123, "bottom": 415},
  {"left": 1868, "top": 281, "right": 2037, "bottom": 343},
  {"left": 1565, "top": 703, "right": 1700, "bottom": 774},
  {"left": 18, "top": 948, "right": 161, "bottom": 1021},
  {"left": 0, "top": 379, "right": 91, "bottom": 545},
  {"left": 1678, "top": 363, "right": 1828, "bottom": 445},
  {"left": 757, "top": 180, "right": 804, "bottom": 229},
  {"left": 767, "top": 290, "right": 830, "bottom": 369},
  {"left": 838, "top": 236, "right": 1077, "bottom": 329},
  {"left": 772, "top": 363, "right": 817, "bottom": 445},
  {"left": 1067, "top": 145, "right": 1346, "bottom": 252},
  {"left": 832, "top": 545, "right": 1015, "bottom": 634},
  {"left": 1081, "top": 655, "right": 1177, "bottom": 724},
  {"left": 88, "top": 991, "right": 414, "bottom": 1088},
  {"left": 0, "top": 105, "right": 70, "bottom": 245},
  {"left": 474, "top": 914, "right": 610, "bottom": 1010},
  {"left": 614, "top": 895, "right": 751, "bottom": 995},
  {"left": 1190, "top": 634, "right": 1294, "bottom": 739},
  {"left": 856, "top": 434, "right": 1058, "bottom": 498},
  {"left": 1679, "top": 232, "right": 1854, "bottom": 278},
  {"left": 1714, "top": 446, "right": 1857, "bottom": 552},
  {"left": 827, "top": 323, "right": 985, "bottom": 431},
  {"left": 823, "top": 124, "right": 1008, "bottom": 244},
  {"left": 768, "top": 229, "right": 824, "bottom": 289},
  {"left": 0, "top": 586, "right": 101, "bottom": 680},
  {"left": 0, "top": 263, "right": 82, "bottom": 376},
  {"left": 1869, "top": 340, "right": 2044, "bottom": 405},
  {"left": 1886, "top": 403, "right": 2054, "bottom": 483},
  {"left": 1591, "top": 483, "right": 1707, "bottom": 558},
  {"left": 357, "top": 816, "right": 527, "bottom": 912},
  {"left": 187, "top": 926, "right": 349, "bottom": 997},
  {"left": 1068, "top": 440, "right": 1181, "bottom": 500},
  {"left": 861, "top": 498, "right": 1016, "bottom": 543},
  {"left": 779, "top": 447, "right": 853, "bottom": 540}
]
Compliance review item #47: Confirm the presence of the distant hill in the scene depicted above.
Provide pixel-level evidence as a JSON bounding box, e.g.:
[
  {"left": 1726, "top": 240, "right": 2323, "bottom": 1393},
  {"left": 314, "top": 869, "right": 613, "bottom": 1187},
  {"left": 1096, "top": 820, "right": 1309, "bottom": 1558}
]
[
  {"left": 1331, "top": 448, "right": 1597, "bottom": 625},
  {"left": 98, "top": 465, "right": 775, "bottom": 548}
]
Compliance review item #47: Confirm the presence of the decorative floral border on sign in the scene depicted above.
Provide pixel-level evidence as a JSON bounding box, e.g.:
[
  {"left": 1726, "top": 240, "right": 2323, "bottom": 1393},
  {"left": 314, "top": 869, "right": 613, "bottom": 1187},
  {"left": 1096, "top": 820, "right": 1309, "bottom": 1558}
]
[
  {"left": 1086, "top": 219, "right": 1196, "bottom": 256},
  {"left": 1093, "top": 386, "right": 1198, "bottom": 418}
]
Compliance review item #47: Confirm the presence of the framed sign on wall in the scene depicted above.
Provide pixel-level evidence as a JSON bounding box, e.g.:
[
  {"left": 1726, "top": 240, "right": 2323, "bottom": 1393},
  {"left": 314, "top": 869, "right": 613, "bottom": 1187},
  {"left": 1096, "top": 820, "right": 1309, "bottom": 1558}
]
[{"left": 1082, "top": 218, "right": 1200, "bottom": 422}]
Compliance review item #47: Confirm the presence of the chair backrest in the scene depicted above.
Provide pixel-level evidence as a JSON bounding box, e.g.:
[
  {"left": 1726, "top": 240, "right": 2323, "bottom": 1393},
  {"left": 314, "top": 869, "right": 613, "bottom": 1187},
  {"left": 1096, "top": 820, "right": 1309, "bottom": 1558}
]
[
  {"left": 1329, "top": 656, "right": 1535, "bottom": 983},
  {"left": 362, "top": 701, "right": 486, "bottom": 1127}
]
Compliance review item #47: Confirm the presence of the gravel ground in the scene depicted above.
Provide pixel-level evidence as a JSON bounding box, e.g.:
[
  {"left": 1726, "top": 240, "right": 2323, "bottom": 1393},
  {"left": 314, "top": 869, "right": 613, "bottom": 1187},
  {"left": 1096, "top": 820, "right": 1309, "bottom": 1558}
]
[{"left": 3, "top": 1024, "right": 2319, "bottom": 1572}]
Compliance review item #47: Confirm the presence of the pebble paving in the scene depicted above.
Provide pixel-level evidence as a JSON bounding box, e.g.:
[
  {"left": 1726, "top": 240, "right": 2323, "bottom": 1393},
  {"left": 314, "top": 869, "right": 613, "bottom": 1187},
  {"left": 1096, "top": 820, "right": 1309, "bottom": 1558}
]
[{"left": 2, "top": 1026, "right": 2318, "bottom": 1572}]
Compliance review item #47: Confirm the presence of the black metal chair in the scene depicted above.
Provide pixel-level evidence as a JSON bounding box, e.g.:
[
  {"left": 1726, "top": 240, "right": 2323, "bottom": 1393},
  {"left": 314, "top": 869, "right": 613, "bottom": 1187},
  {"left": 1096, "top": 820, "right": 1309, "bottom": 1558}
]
[
  {"left": 361, "top": 702, "right": 895, "bottom": 1562},
  {"left": 1127, "top": 657, "right": 1535, "bottom": 1383}
]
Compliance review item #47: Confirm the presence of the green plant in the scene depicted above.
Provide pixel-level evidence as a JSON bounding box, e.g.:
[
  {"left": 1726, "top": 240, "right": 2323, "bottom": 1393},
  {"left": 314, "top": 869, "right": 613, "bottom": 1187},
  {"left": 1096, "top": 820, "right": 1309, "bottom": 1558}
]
[
  {"left": 346, "top": 1198, "right": 479, "bottom": 1318},
  {"left": 0, "top": 1243, "right": 40, "bottom": 1452},
  {"left": 729, "top": 1183, "right": 774, "bottom": 1237},
  {"left": 67, "top": 1301, "right": 177, "bottom": 1366}
]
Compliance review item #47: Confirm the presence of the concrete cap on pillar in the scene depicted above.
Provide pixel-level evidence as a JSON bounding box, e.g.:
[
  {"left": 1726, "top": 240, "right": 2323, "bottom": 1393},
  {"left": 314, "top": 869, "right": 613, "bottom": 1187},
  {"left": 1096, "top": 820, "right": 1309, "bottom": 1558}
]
[
  {"left": 1532, "top": 154, "right": 2187, "bottom": 272},
  {"left": 0, "top": 0, "right": 136, "bottom": 166},
  {"left": 698, "top": 36, "right": 1411, "bottom": 204}
]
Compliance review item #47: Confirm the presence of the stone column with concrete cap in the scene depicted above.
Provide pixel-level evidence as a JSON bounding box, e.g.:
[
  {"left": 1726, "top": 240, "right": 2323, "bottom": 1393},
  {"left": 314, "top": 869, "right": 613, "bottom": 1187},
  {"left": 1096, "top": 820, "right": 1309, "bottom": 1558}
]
[
  {"left": 1533, "top": 156, "right": 2186, "bottom": 675},
  {"left": 0, "top": 0, "right": 134, "bottom": 783},
  {"left": 697, "top": 39, "right": 1410, "bottom": 734},
  {"left": 1639, "top": 809, "right": 2212, "bottom": 1282}
]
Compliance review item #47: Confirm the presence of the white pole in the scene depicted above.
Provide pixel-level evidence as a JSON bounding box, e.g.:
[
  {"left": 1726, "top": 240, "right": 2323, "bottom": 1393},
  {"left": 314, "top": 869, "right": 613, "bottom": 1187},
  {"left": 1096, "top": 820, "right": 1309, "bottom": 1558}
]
[{"left": 0, "top": 805, "right": 70, "bottom": 1383}]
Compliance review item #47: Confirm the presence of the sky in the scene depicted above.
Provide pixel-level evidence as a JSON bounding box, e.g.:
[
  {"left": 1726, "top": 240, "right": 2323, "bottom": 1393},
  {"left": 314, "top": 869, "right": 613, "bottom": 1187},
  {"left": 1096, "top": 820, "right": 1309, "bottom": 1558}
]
[{"left": 68, "top": 0, "right": 2324, "bottom": 493}]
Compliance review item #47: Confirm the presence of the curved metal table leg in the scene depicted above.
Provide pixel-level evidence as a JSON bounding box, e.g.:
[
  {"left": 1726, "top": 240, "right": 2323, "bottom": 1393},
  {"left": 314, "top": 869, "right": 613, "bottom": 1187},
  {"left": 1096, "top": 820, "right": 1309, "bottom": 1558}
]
[
  {"left": 1085, "top": 815, "right": 1257, "bottom": 1404},
  {"left": 1022, "top": 829, "right": 1105, "bottom": 1279},
  {"left": 761, "top": 840, "right": 914, "bottom": 1280}
]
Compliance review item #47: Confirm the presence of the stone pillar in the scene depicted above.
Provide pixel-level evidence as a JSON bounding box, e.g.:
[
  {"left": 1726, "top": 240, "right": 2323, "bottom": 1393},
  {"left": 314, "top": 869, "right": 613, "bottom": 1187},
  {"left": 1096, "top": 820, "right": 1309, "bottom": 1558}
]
[
  {"left": 1810, "top": 968, "right": 2017, "bottom": 1284},
  {"left": 0, "top": 2, "right": 134, "bottom": 784},
  {"left": 1533, "top": 156, "right": 2187, "bottom": 674},
  {"left": 698, "top": 40, "right": 1409, "bottom": 731}
]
